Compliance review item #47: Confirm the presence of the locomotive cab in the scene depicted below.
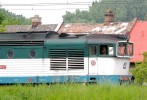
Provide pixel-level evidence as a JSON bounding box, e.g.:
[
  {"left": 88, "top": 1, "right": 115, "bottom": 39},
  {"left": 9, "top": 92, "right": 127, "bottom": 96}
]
[{"left": 87, "top": 34, "right": 133, "bottom": 83}]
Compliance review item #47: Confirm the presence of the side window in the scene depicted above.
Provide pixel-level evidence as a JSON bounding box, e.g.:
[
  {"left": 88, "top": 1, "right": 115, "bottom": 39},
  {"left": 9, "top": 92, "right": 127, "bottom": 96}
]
[
  {"left": 108, "top": 46, "right": 114, "bottom": 55},
  {"left": 100, "top": 45, "right": 107, "bottom": 55},
  {"left": 100, "top": 45, "right": 114, "bottom": 56},
  {"left": 7, "top": 50, "right": 14, "bottom": 58},
  {"left": 89, "top": 45, "right": 97, "bottom": 56},
  {"left": 29, "top": 49, "right": 37, "bottom": 58}
]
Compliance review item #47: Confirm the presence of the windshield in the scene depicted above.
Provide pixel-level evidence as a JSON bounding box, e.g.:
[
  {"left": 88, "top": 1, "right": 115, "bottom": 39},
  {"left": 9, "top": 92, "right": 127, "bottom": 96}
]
[{"left": 117, "top": 42, "right": 133, "bottom": 57}]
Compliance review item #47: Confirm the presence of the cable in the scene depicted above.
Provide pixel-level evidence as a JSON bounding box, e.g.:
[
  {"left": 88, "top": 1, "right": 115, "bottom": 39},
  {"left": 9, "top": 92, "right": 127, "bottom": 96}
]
[
  {"left": 1, "top": 2, "right": 92, "bottom": 6},
  {"left": 1, "top": 1, "right": 147, "bottom": 7},
  {"left": 1, "top": 1, "right": 146, "bottom": 11},
  {"left": 2, "top": 8, "right": 89, "bottom": 10}
]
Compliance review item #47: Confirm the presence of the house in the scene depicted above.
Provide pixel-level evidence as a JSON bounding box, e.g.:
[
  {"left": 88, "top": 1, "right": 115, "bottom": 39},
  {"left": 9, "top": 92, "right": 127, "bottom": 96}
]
[
  {"left": 129, "top": 20, "right": 147, "bottom": 63},
  {"left": 58, "top": 9, "right": 134, "bottom": 35},
  {"left": 6, "top": 15, "right": 60, "bottom": 32}
]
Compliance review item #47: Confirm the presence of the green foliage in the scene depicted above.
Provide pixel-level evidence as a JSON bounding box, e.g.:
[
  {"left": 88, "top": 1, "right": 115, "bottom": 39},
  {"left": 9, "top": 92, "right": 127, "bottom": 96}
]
[
  {"left": 0, "top": 10, "right": 5, "bottom": 24},
  {"left": 0, "top": 84, "right": 147, "bottom": 100},
  {"left": 132, "top": 52, "right": 147, "bottom": 84},
  {"left": 63, "top": 9, "right": 92, "bottom": 23},
  {"left": 0, "top": 25, "right": 6, "bottom": 32},
  {"left": 0, "top": 9, "right": 31, "bottom": 25},
  {"left": 63, "top": 0, "right": 147, "bottom": 23},
  {"left": 0, "top": 8, "right": 31, "bottom": 32}
]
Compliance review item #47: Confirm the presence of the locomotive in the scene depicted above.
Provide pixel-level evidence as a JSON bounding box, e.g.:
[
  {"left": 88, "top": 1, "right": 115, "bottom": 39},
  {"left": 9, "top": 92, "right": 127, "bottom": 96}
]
[{"left": 0, "top": 31, "right": 133, "bottom": 84}]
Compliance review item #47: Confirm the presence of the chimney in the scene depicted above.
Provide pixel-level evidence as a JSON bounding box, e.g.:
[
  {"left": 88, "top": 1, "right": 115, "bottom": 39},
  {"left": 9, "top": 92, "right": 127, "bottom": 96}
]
[
  {"left": 104, "top": 9, "right": 114, "bottom": 24},
  {"left": 31, "top": 15, "right": 42, "bottom": 28}
]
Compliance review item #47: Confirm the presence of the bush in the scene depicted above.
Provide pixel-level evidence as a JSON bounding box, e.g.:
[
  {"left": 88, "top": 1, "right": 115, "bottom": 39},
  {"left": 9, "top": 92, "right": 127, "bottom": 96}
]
[{"left": 132, "top": 52, "right": 147, "bottom": 84}]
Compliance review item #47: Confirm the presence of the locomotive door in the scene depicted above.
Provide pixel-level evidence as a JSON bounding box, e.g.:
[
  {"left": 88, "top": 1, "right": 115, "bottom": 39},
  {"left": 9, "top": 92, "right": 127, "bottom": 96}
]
[{"left": 88, "top": 45, "right": 98, "bottom": 75}]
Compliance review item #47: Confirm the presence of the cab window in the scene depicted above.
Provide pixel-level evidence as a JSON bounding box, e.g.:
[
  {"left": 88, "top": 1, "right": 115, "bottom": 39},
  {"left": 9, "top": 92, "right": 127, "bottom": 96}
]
[
  {"left": 100, "top": 45, "right": 114, "bottom": 56},
  {"left": 117, "top": 42, "right": 133, "bottom": 57},
  {"left": 100, "top": 45, "right": 107, "bottom": 55}
]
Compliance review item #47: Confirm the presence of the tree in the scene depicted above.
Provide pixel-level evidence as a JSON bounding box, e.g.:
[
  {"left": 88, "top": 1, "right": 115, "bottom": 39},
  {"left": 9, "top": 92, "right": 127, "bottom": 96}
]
[
  {"left": 132, "top": 52, "right": 147, "bottom": 84},
  {"left": 0, "top": 8, "right": 31, "bottom": 32},
  {"left": 0, "top": 10, "right": 5, "bottom": 24},
  {"left": 63, "top": 9, "right": 91, "bottom": 23},
  {"left": 63, "top": 0, "right": 147, "bottom": 23},
  {"left": 0, "top": 10, "right": 6, "bottom": 32}
]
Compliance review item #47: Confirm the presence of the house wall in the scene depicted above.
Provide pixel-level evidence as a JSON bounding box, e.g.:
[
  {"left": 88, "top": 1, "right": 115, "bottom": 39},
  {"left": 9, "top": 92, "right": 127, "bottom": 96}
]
[{"left": 129, "top": 21, "right": 147, "bottom": 62}]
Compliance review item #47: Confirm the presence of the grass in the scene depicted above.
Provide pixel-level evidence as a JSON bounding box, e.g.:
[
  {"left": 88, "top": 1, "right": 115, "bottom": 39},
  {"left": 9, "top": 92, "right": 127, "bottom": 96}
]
[{"left": 0, "top": 83, "right": 147, "bottom": 100}]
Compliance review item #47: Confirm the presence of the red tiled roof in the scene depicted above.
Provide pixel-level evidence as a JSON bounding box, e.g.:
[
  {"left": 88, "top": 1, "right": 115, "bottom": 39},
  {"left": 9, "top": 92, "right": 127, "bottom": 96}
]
[{"left": 130, "top": 20, "right": 147, "bottom": 62}]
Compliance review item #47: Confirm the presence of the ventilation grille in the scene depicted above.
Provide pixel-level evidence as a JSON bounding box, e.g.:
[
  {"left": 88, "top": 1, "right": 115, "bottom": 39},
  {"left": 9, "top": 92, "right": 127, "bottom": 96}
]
[
  {"left": 0, "top": 41, "right": 44, "bottom": 46},
  {"left": 50, "top": 49, "right": 84, "bottom": 70},
  {"left": 50, "top": 49, "right": 66, "bottom": 70},
  {"left": 68, "top": 49, "right": 84, "bottom": 70}
]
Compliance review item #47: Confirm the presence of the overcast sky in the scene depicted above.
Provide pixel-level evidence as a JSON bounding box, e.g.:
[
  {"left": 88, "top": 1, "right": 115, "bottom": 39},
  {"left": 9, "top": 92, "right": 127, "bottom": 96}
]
[{"left": 0, "top": 0, "right": 95, "bottom": 24}]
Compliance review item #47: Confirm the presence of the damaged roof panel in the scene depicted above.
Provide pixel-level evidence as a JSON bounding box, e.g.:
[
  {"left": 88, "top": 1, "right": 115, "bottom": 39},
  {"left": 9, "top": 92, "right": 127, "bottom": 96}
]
[{"left": 58, "top": 20, "right": 136, "bottom": 35}]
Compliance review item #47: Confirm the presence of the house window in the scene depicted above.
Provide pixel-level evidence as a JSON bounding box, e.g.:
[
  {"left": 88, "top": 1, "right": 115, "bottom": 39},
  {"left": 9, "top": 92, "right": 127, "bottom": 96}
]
[{"left": 7, "top": 50, "right": 14, "bottom": 58}]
